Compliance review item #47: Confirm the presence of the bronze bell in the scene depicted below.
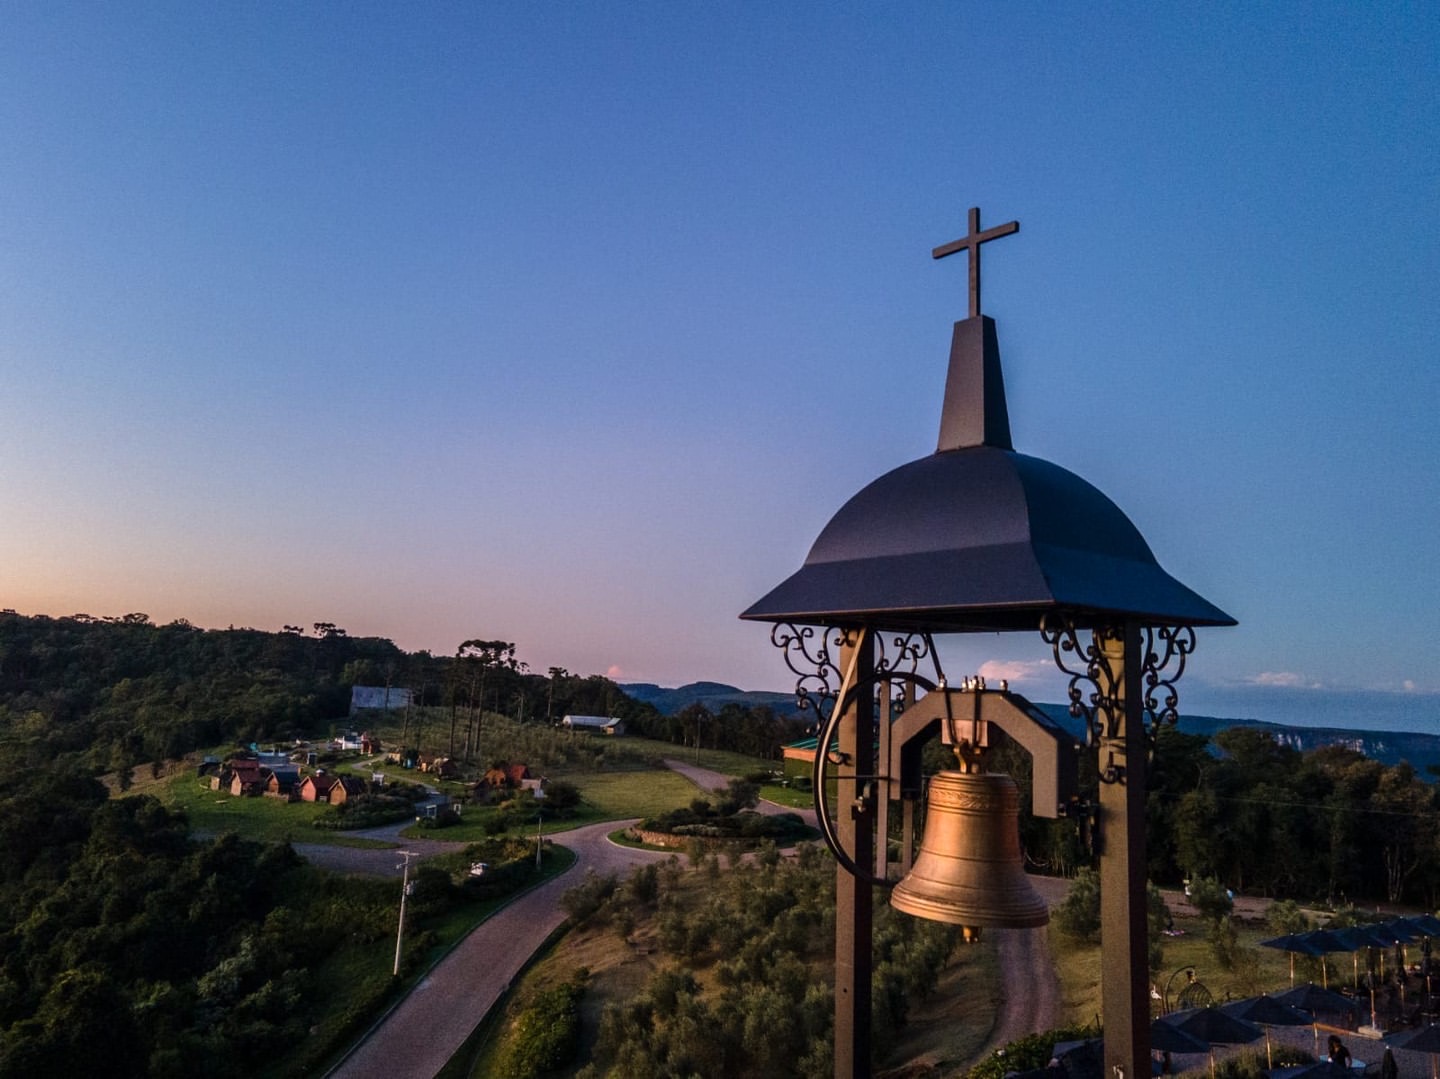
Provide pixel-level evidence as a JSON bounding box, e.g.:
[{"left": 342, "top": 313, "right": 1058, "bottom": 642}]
[{"left": 889, "top": 770, "right": 1049, "bottom": 939}]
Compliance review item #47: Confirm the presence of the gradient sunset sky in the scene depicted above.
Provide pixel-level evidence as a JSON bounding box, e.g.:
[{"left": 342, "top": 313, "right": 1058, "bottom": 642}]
[{"left": 2, "top": 5, "right": 1436, "bottom": 731}]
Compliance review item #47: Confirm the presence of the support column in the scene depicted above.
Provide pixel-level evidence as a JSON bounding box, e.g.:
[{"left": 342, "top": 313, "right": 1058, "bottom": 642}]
[
  {"left": 1098, "top": 623, "right": 1150, "bottom": 1079},
  {"left": 835, "top": 629, "right": 876, "bottom": 1079}
]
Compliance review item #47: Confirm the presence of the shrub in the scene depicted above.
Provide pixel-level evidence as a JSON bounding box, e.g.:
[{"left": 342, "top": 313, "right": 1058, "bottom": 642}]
[
  {"left": 492, "top": 975, "right": 587, "bottom": 1078},
  {"left": 1186, "top": 877, "right": 1234, "bottom": 923},
  {"left": 560, "top": 870, "right": 617, "bottom": 926},
  {"left": 1266, "top": 898, "right": 1311, "bottom": 935},
  {"left": 543, "top": 780, "right": 581, "bottom": 811},
  {"left": 964, "top": 1022, "right": 1101, "bottom": 1079},
  {"left": 1053, "top": 869, "right": 1101, "bottom": 940}
]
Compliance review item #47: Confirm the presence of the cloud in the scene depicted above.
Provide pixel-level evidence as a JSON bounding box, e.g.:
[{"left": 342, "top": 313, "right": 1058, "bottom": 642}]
[
  {"left": 1249, "top": 671, "right": 1307, "bottom": 688},
  {"left": 977, "top": 659, "right": 1056, "bottom": 685}
]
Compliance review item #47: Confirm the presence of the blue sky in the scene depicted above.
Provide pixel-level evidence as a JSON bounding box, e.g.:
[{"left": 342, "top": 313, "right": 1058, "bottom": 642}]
[{"left": 1, "top": 4, "right": 1436, "bottom": 732}]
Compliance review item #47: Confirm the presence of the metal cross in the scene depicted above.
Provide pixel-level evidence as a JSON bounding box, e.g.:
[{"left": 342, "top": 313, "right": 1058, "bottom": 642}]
[{"left": 932, "top": 206, "right": 1019, "bottom": 319}]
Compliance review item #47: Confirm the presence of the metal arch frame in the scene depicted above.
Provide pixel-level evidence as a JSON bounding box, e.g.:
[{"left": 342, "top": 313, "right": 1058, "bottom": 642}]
[
  {"left": 807, "top": 650, "right": 1082, "bottom": 886},
  {"left": 811, "top": 667, "right": 940, "bottom": 885}
]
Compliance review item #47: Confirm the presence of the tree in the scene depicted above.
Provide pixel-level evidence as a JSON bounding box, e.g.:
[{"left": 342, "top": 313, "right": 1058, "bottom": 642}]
[
  {"left": 1372, "top": 763, "right": 1438, "bottom": 902},
  {"left": 547, "top": 666, "right": 569, "bottom": 724},
  {"left": 456, "top": 640, "right": 520, "bottom": 761}
]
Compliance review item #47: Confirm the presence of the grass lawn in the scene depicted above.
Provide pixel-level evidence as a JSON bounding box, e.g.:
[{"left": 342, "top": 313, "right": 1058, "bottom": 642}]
[
  {"left": 1049, "top": 906, "right": 1297, "bottom": 1028},
  {"left": 396, "top": 767, "right": 708, "bottom": 843},
  {"left": 758, "top": 780, "right": 821, "bottom": 809},
  {"left": 567, "top": 768, "right": 708, "bottom": 818},
  {"left": 163, "top": 772, "right": 340, "bottom": 844},
  {"left": 619, "top": 735, "right": 784, "bottom": 779}
]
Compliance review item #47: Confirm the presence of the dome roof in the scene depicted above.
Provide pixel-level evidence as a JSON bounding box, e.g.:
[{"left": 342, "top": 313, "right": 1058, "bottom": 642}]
[{"left": 741, "top": 445, "right": 1234, "bottom": 632}]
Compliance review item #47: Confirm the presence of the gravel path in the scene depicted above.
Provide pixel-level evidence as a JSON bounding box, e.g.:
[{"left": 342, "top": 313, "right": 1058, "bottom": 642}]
[
  {"left": 661, "top": 757, "right": 819, "bottom": 827},
  {"left": 979, "top": 875, "right": 1071, "bottom": 1053}
]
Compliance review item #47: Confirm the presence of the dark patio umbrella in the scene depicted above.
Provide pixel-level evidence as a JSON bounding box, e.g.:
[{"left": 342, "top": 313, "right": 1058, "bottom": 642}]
[
  {"left": 1150, "top": 1019, "right": 1210, "bottom": 1054},
  {"left": 1273, "top": 983, "right": 1361, "bottom": 1020},
  {"left": 1302, "top": 929, "right": 1354, "bottom": 951},
  {"left": 1221, "top": 996, "right": 1313, "bottom": 1068},
  {"left": 1273, "top": 984, "right": 1362, "bottom": 1058},
  {"left": 1164, "top": 1007, "right": 1264, "bottom": 1045},
  {"left": 1052, "top": 1037, "right": 1104, "bottom": 1079},
  {"left": 1331, "top": 926, "right": 1387, "bottom": 1002},
  {"left": 1403, "top": 914, "right": 1440, "bottom": 937},
  {"left": 1159, "top": 1008, "right": 1263, "bottom": 1079},
  {"left": 1389, "top": 1024, "right": 1440, "bottom": 1079},
  {"left": 1298, "top": 929, "right": 1355, "bottom": 988},
  {"left": 1375, "top": 920, "right": 1419, "bottom": 943},
  {"left": 1262, "top": 933, "right": 1327, "bottom": 986}
]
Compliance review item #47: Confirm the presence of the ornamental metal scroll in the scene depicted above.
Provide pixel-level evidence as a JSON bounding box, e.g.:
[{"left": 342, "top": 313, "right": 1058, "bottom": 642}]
[
  {"left": 875, "top": 631, "right": 942, "bottom": 713},
  {"left": 770, "top": 624, "right": 942, "bottom": 721},
  {"left": 1039, "top": 615, "right": 1196, "bottom": 753},
  {"left": 769, "top": 623, "right": 849, "bottom": 721},
  {"left": 1139, "top": 624, "right": 1195, "bottom": 733}
]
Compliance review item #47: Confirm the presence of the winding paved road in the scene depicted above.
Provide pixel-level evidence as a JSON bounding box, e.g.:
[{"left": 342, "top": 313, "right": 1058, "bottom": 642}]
[
  {"left": 319, "top": 760, "right": 1067, "bottom": 1077},
  {"left": 327, "top": 820, "right": 673, "bottom": 1079}
]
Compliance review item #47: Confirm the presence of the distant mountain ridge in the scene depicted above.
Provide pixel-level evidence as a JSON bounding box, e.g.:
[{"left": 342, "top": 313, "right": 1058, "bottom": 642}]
[
  {"left": 623, "top": 682, "right": 1440, "bottom": 773},
  {"left": 621, "top": 681, "right": 801, "bottom": 717}
]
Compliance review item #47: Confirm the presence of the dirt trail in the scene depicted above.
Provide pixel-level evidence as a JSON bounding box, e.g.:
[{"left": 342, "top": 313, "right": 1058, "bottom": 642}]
[{"left": 977, "top": 876, "right": 1071, "bottom": 1057}]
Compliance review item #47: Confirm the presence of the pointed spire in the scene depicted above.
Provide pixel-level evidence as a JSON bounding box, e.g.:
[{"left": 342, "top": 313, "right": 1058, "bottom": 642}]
[
  {"left": 932, "top": 207, "right": 1019, "bottom": 451},
  {"left": 936, "top": 315, "right": 1011, "bottom": 451}
]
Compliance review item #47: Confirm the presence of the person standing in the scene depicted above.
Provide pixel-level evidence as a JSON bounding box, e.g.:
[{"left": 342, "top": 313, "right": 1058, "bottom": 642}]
[{"left": 1329, "top": 1035, "right": 1353, "bottom": 1071}]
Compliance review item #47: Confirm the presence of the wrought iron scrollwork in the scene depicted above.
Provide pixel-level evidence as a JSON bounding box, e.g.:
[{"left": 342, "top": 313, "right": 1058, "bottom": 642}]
[
  {"left": 875, "top": 632, "right": 940, "bottom": 712},
  {"left": 1039, "top": 614, "right": 1123, "bottom": 748},
  {"left": 1040, "top": 614, "right": 1199, "bottom": 780},
  {"left": 1139, "top": 625, "right": 1195, "bottom": 736},
  {"left": 769, "top": 622, "right": 851, "bottom": 721},
  {"left": 770, "top": 625, "right": 944, "bottom": 721}
]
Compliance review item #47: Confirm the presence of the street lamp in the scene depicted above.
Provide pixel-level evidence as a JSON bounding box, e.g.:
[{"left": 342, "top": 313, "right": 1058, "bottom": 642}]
[
  {"left": 393, "top": 849, "right": 418, "bottom": 977},
  {"left": 742, "top": 207, "right": 1234, "bottom": 1079}
]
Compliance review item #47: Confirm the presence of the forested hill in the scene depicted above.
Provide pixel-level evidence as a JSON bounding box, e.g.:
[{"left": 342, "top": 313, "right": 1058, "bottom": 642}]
[
  {"left": 1032, "top": 704, "right": 1440, "bottom": 775},
  {"left": 622, "top": 681, "right": 802, "bottom": 717},
  {"left": 0, "top": 611, "right": 409, "bottom": 776},
  {"left": 622, "top": 681, "right": 1440, "bottom": 775}
]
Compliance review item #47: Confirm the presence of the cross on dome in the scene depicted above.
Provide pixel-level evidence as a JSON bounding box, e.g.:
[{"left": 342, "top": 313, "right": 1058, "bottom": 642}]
[{"left": 932, "top": 206, "right": 1019, "bottom": 319}]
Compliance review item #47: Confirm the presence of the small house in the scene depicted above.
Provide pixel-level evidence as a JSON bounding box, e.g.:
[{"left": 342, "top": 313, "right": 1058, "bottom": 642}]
[
  {"left": 263, "top": 766, "right": 301, "bottom": 799},
  {"left": 481, "top": 766, "right": 508, "bottom": 789},
  {"left": 419, "top": 755, "right": 459, "bottom": 779},
  {"left": 229, "top": 761, "right": 266, "bottom": 797},
  {"left": 298, "top": 773, "right": 366, "bottom": 804},
  {"left": 561, "top": 714, "right": 626, "bottom": 736}
]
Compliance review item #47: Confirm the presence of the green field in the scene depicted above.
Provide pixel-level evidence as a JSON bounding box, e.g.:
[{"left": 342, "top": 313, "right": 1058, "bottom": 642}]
[
  {"left": 160, "top": 771, "right": 388, "bottom": 845},
  {"left": 1049, "top": 905, "right": 1295, "bottom": 1027}
]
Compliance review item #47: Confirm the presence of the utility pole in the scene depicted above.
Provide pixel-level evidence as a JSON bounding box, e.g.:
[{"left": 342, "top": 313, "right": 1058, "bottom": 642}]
[
  {"left": 393, "top": 850, "right": 417, "bottom": 977},
  {"left": 535, "top": 810, "right": 544, "bottom": 870}
]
